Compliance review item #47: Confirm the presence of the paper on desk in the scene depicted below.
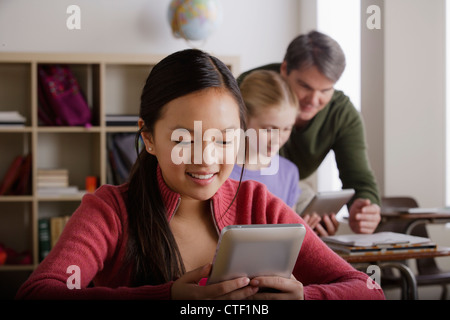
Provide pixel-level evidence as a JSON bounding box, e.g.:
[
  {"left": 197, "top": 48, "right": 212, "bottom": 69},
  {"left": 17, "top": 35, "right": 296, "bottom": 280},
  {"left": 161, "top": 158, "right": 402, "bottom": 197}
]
[
  {"left": 407, "top": 207, "right": 450, "bottom": 214},
  {"left": 322, "top": 232, "right": 432, "bottom": 247}
]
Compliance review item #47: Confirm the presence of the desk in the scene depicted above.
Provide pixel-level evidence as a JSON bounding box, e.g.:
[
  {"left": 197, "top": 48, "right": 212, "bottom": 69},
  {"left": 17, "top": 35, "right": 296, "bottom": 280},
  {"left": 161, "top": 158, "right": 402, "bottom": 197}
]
[
  {"left": 357, "top": 210, "right": 450, "bottom": 299},
  {"left": 337, "top": 247, "right": 450, "bottom": 300},
  {"left": 341, "top": 247, "right": 450, "bottom": 264}
]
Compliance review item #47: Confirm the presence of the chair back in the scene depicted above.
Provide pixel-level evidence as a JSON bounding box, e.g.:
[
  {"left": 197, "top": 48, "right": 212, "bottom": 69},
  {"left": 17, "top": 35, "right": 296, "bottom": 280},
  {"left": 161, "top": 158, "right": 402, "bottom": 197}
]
[
  {"left": 379, "top": 196, "right": 441, "bottom": 274},
  {"left": 381, "top": 196, "right": 419, "bottom": 209}
]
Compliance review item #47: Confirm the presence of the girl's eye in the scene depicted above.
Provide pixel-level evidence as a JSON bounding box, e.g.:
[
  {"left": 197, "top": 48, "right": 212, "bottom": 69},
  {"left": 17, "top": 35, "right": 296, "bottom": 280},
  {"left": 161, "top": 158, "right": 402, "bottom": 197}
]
[
  {"left": 173, "top": 140, "right": 192, "bottom": 146},
  {"left": 215, "top": 140, "right": 232, "bottom": 146}
]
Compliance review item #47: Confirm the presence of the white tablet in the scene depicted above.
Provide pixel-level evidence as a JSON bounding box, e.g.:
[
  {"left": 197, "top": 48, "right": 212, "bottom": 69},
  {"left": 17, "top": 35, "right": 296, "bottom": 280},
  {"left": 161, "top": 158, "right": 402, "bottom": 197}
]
[
  {"left": 300, "top": 189, "right": 355, "bottom": 217},
  {"left": 206, "top": 224, "right": 306, "bottom": 285}
]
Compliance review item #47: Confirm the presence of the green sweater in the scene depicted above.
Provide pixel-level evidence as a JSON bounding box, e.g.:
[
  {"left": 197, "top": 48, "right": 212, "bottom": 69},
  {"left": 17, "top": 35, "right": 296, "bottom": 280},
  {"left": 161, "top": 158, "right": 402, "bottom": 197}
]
[{"left": 237, "top": 64, "right": 380, "bottom": 206}]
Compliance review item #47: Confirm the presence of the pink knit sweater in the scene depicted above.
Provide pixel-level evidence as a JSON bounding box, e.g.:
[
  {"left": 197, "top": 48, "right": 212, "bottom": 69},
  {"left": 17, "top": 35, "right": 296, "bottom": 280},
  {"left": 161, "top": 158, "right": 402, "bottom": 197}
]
[{"left": 17, "top": 167, "right": 384, "bottom": 300}]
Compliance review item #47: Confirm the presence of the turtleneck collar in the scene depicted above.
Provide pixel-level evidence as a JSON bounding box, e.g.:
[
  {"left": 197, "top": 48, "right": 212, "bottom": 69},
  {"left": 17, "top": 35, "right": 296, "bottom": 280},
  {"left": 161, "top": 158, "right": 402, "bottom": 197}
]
[{"left": 155, "top": 165, "right": 239, "bottom": 231}]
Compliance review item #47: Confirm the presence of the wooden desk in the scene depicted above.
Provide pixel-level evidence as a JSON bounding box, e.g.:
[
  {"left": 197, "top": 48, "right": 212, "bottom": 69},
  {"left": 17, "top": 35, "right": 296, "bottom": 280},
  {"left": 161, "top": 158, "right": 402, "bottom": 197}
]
[
  {"left": 337, "top": 247, "right": 450, "bottom": 300},
  {"left": 360, "top": 210, "right": 450, "bottom": 299},
  {"left": 340, "top": 247, "right": 450, "bottom": 264}
]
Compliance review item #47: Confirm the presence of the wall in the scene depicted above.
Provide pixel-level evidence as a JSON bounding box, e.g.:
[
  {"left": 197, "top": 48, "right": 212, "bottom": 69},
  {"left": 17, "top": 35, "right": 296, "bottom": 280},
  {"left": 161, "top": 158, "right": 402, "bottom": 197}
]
[
  {"left": 360, "top": 1, "right": 450, "bottom": 299},
  {"left": 384, "top": 0, "right": 447, "bottom": 207},
  {"left": 361, "top": 0, "right": 385, "bottom": 197},
  {"left": 1, "top": 0, "right": 450, "bottom": 300},
  {"left": 1, "top": 0, "right": 448, "bottom": 206},
  {"left": 0, "top": 0, "right": 300, "bottom": 74},
  {"left": 300, "top": 0, "right": 448, "bottom": 208}
]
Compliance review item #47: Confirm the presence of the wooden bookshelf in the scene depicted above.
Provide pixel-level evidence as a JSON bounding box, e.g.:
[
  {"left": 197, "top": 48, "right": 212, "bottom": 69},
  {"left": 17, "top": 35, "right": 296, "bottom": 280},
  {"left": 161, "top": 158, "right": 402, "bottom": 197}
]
[{"left": 0, "top": 52, "right": 240, "bottom": 278}]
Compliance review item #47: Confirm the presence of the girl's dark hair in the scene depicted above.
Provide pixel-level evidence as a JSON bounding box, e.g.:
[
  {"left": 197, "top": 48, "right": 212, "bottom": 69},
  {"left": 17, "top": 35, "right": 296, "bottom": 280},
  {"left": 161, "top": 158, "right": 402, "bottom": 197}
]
[
  {"left": 284, "top": 30, "right": 346, "bottom": 83},
  {"left": 126, "top": 49, "right": 246, "bottom": 285}
]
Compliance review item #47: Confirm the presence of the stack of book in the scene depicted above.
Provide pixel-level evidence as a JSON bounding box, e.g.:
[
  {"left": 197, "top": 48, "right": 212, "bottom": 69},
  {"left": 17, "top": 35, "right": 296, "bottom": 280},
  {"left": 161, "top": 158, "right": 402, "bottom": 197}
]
[
  {"left": 38, "top": 215, "right": 71, "bottom": 261},
  {"left": 36, "top": 169, "right": 80, "bottom": 196},
  {"left": 322, "top": 232, "right": 437, "bottom": 256},
  {"left": 0, "top": 111, "right": 26, "bottom": 127}
]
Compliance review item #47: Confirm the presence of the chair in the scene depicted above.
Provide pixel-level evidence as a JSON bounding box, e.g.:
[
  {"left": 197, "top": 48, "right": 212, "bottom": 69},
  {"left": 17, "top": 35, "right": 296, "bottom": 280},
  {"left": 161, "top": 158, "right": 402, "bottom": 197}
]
[{"left": 377, "top": 196, "right": 450, "bottom": 299}]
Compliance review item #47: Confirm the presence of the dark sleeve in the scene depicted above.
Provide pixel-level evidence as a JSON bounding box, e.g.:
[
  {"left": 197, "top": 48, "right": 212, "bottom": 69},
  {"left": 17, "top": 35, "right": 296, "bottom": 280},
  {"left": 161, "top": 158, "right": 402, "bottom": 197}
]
[{"left": 332, "top": 98, "right": 380, "bottom": 206}]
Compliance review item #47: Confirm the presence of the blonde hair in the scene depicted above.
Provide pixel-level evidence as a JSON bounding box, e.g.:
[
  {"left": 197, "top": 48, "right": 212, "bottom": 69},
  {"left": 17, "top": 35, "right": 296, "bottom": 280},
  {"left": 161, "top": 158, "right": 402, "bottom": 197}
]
[{"left": 239, "top": 70, "right": 298, "bottom": 118}]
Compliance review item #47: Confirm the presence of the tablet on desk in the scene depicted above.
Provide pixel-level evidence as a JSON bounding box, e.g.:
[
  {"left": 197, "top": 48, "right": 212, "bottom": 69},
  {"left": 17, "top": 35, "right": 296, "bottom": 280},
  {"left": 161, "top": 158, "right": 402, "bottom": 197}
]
[
  {"left": 300, "top": 189, "right": 355, "bottom": 217},
  {"left": 207, "top": 224, "right": 306, "bottom": 285}
]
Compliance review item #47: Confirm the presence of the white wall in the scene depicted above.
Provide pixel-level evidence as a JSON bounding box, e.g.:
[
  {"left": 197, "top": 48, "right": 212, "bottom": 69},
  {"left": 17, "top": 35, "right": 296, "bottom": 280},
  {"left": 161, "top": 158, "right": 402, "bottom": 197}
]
[
  {"left": 361, "top": 0, "right": 385, "bottom": 197},
  {"left": 361, "top": 0, "right": 448, "bottom": 208},
  {"left": 299, "top": 0, "right": 448, "bottom": 210},
  {"left": 1, "top": 0, "right": 448, "bottom": 207},
  {"left": 383, "top": 0, "right": 446, "bottom": 207},
  {"left": 0, "top": 0, "right": 300, "bottom": 74}
]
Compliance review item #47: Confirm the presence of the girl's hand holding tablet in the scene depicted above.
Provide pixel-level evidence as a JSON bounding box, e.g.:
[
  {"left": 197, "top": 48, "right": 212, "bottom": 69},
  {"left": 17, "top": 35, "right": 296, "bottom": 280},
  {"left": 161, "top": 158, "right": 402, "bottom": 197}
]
[{"left": 171, "top": 264, "right": 258, "bottom": 300}]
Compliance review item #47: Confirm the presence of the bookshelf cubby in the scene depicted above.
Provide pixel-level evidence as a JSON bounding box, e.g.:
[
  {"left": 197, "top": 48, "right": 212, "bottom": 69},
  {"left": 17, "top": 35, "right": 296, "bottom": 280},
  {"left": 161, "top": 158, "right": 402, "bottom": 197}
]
[{"left": 0, "top": 52, "right": 239, "bottom": 297}]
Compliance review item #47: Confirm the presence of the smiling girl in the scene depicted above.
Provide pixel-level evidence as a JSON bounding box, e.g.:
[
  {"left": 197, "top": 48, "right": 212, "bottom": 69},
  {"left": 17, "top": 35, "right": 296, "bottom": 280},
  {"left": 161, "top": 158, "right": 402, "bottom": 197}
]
[
  {"left": 229, "top": 70, "right": 302, "bottom": 209},
  {"left": 17, "top": 49, "right": 384, "bottom": 300}
]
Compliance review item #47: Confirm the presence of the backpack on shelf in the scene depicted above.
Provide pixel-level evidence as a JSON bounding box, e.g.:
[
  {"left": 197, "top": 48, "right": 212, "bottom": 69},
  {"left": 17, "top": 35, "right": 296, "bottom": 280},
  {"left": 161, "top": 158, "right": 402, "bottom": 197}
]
[{"left": 38, "top": 65, "right": 92, "bottom": 127}]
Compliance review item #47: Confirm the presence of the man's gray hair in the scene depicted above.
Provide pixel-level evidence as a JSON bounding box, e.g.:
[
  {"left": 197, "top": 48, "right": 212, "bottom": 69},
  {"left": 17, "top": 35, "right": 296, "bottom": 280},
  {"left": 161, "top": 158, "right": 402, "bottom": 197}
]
[{"left": 283, "top": 31, "right": 346, "bottom": 83}]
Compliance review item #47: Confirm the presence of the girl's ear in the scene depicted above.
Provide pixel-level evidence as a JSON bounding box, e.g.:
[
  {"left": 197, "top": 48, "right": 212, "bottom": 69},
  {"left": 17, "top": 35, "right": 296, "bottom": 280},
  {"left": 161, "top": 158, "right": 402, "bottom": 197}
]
[{"left": 138, "top": 118, "right": 155, "bottom": 155}]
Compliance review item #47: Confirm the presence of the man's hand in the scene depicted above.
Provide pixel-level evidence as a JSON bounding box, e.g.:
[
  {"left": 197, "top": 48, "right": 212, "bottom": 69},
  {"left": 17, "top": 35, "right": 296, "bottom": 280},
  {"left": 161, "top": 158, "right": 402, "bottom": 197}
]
[{"left": 349, "top": 198, "right": 381, "bottom": 234}]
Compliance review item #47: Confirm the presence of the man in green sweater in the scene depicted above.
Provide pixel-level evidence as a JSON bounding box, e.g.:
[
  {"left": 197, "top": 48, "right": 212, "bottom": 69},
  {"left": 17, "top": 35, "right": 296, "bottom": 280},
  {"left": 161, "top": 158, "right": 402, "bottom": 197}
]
[{"left": 237, "top": 31, "right": 381, "bottom": 235}]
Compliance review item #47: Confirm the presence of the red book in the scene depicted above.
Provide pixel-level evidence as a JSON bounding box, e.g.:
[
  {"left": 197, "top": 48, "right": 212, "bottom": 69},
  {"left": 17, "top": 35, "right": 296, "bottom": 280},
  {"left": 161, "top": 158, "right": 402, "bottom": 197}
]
[
  {"left": 12, "top": 153, "right": 32, "bottom": 195},
  {"left": 0, "top": 155, "right": 24, "bottom": 195}
]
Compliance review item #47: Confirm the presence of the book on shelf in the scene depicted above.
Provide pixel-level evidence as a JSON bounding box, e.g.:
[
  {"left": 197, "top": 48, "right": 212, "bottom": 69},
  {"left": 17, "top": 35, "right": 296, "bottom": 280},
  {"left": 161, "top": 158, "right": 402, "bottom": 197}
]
[
  {"left": 13, "top": 154, "right": 32, "bottom": 195},
  {"left": 0, "top": 111, "right": 26, "bottom": 127},
  {"left": 38, "top": 215, "right": 71, "bottom": 261},
  {"left": 105, "top": 114, "right": 139, "bottom": 126},
  {"left": 37, "top": 169, "right": 69, "bottom": 176},
  {"left": 0, "top": 155, "right": 23, "bottom": 195},
  {"left": 38, "top": 218, "right": 51, "bottom": 261},
  {"left": 322, "top": 232, "right": 437, "bottom": 256},
  {"left": 37, "top": 168, "right": 69, "bottom": 188},
  {"left": 37, "top": 186, "right": 83, "bottom": 196},
  {"left": 50, "top": 216, "right": 70, "bottom": 247},
  {"left": 37, "top": 180, "right": 69, "bottom": 188},
  {"left": 0, "top": 153, "right": 32, "bottom": 195},
  {"left": 106, "top": 133, "right": 139, "bottom": 185},
  {"left": 36, "top": 168, "right": 88, "bottom": 196}
]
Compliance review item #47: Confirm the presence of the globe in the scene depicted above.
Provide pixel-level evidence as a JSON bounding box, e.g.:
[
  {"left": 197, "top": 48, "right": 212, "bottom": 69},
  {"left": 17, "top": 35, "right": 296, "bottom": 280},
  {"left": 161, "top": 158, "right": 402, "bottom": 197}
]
[{"left": 168, "top": 0, "right": 223, "bottom": 42}]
